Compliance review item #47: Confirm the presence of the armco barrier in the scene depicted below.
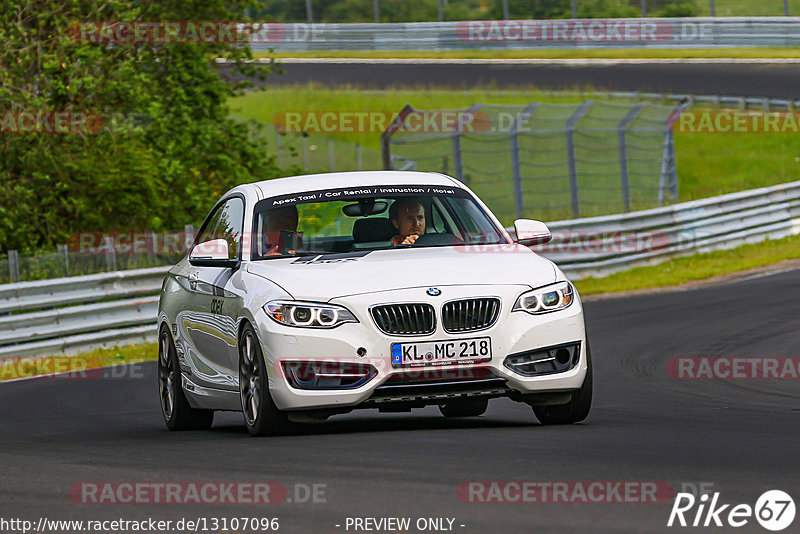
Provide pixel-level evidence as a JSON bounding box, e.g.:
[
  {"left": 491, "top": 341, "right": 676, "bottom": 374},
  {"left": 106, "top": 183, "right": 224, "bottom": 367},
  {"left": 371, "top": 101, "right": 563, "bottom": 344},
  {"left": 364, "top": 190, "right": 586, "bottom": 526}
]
[
  {"left": 1, "top": 182, "right": 800, "bottom": 359},
  {"left": 250, "top": 18, "right": 800, "bottom": 51},
  {"left": 0, "top": 267, "right": 169, "bottom": 359}
]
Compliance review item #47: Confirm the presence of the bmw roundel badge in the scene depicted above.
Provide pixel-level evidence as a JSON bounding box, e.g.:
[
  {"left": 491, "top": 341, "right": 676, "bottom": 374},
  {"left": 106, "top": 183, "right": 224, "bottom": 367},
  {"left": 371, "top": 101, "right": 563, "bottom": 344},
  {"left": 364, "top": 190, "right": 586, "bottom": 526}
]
[{"left": 426, "top": 288, "right": 442, "bottom": 297}]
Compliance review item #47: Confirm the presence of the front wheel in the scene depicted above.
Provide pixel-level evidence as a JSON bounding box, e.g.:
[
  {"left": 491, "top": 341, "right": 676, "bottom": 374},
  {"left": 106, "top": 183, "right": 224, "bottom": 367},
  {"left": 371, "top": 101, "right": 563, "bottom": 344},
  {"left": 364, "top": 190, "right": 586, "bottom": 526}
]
[
  {"left": 158, "top": 327, "right": 214, "bottom": 431},
  {"left": 532, "top": 345, "right": 593, "bottom": 425},
  {"left": 239, "top": 325, "right": 293, "bottom": 437}
]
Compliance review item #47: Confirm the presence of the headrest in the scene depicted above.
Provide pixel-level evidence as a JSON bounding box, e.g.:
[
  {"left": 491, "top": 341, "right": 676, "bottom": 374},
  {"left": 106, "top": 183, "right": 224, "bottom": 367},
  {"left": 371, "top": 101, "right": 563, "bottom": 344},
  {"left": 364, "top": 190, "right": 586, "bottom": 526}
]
[{"left": 352, "top": 218, "right": 396, "bottom": 243}]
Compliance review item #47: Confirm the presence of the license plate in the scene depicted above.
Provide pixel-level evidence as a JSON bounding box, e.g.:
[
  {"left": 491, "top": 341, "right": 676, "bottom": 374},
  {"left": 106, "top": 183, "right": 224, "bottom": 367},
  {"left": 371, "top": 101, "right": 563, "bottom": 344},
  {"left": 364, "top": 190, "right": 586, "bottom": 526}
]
[{"left": 391, "top": 337, "right": 492, "bottom": 367}]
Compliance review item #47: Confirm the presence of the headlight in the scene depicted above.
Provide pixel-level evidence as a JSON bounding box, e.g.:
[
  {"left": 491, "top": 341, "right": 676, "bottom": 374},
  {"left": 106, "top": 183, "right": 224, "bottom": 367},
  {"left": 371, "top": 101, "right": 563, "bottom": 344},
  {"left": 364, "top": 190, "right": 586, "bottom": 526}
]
[
  {"left": 512, "top": 282, "right": 575, "bottom": 315},
  {"left": 265, "top": 301, "right": 358, "bottom": 329}
]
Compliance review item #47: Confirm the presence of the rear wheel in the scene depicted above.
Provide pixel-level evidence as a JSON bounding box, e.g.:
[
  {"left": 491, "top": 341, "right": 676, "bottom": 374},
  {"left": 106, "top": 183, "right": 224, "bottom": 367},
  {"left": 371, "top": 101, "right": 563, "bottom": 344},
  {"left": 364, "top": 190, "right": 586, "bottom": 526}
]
[
  {"left": 158, "top": 327, "right": 214, "bottom": 431},
  {"left": 439, "top": 398, "right": 489, "bottom": 418},
  {"left": 239, "top": 324, "right": 293, "bottom": 437},
  {"left": 532, "top": 346, "right": 593, "bottom": 425}
]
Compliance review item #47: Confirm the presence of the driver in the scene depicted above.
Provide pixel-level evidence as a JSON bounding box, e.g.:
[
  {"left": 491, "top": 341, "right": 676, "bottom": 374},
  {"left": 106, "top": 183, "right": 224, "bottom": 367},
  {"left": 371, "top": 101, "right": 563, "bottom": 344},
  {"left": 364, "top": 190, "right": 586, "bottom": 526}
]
[{"left": 389, "top": 198, "right": 426, "bottom": 245}]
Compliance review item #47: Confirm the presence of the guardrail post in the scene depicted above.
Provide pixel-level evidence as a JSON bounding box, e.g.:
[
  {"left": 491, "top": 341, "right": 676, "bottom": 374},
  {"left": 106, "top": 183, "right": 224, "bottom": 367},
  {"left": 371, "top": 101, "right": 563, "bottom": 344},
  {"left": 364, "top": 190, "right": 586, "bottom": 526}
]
[
  {"left": 328, "top": 138, "right": 335, "bottom": 172},
  {"left": 618, "top": 103, "right": 645, "bottom": 213},
  {"left": 8, "top": 250, "right": 20, "bottom": 283},
  {"left": 452, "top": 103, "right": 483, "bottom": 184},
  {"left": 566, "top": 101, "right": 593, "bottom": 218},
  {"left": 58, "top": 244, "right": 70, "bottom": 277},
  {"left": 510, "top": 103, "right": 538, "bottom": 219}
]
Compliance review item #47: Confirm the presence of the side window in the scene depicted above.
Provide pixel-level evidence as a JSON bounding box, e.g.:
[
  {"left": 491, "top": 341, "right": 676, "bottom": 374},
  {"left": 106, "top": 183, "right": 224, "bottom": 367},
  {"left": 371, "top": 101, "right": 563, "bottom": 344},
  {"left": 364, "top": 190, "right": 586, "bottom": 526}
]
[{"left": 196, "top": 198, "right": 244, "bottom": 260}]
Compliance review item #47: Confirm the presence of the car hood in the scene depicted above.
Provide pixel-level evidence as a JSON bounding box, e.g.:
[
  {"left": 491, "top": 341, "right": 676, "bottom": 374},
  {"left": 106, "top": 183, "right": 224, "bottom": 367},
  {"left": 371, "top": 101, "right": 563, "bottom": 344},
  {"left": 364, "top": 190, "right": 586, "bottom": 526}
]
[{"left": 245, "top": 245, "right": 557, "bottom": 301}]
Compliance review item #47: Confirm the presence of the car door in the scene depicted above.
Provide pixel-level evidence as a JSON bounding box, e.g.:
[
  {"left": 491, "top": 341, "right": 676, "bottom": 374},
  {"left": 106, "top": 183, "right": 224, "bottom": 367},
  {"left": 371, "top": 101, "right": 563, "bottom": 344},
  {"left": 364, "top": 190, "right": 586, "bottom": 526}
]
[{"left": 180, "top": 196, "right": 245, "bottom": 391}]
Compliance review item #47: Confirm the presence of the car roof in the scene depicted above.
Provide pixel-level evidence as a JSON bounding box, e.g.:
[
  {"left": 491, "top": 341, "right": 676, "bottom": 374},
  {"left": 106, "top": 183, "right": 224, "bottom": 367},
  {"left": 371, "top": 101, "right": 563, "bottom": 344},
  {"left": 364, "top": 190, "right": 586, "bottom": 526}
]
[{"left": 235, "top": 171, "right": 463, "bottom": 200}]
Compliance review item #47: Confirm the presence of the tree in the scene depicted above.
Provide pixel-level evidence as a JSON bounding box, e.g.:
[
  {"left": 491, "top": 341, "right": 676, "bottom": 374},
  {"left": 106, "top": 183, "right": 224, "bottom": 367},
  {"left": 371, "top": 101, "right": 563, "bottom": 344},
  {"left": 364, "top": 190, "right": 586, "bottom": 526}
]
[{"left": 0, "top": 0, "right": 282, "bottom": 252}]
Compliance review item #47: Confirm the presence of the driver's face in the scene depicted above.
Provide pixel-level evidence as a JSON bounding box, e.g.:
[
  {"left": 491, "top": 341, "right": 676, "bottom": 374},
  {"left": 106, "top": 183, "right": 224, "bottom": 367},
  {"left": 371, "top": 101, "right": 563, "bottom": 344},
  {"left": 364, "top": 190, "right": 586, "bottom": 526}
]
[{"left": 393, "top": 203, "right": 425, "bottom": 238}]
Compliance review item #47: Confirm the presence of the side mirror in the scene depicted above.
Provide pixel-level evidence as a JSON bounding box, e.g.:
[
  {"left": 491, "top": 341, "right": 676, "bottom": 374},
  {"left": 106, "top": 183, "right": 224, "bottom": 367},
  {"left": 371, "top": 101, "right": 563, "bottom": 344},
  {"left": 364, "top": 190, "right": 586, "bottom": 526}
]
[
  {"left": 189, "top": 239, "right": 239, "bottom": 268},
  {"left": 514, "top": 219, "right": 552, "bottom": 246}
]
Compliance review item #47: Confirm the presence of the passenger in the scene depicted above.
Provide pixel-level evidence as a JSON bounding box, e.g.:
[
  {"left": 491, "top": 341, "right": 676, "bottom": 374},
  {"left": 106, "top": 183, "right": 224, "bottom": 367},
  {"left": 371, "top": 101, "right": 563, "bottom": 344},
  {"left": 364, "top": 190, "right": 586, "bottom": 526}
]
[{"left": 389, "top": 198, "right": 426, "bottom": 245}]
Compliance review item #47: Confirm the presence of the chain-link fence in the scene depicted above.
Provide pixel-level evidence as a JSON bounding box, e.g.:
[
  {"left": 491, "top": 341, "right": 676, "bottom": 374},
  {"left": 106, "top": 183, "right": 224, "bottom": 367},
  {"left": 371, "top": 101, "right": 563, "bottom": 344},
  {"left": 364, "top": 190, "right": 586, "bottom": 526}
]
[
  {"left": 258, "top": 124, "right": 383, "bottom": 173},
  {"left": 383, "top": 100, "right": 689, "bottom": 223}
]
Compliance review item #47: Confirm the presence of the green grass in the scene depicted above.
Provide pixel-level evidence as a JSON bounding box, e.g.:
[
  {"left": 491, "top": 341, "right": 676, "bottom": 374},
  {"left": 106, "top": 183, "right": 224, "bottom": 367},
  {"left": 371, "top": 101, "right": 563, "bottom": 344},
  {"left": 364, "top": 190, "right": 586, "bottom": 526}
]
[
  {"left": 230, "top": 85, "right": 800, "bottom": 220},
  {"left": 696, "top": 0, "right": 800, "bottom": 16},
  {"left": 574, "top": 233, "right": 800, "bottom": 295},
  {"left": 258, "top": 47, "right": 800, "bottom": 60},
  {"left": 0, "top": 343, "right": 156, "bottom": 382}
]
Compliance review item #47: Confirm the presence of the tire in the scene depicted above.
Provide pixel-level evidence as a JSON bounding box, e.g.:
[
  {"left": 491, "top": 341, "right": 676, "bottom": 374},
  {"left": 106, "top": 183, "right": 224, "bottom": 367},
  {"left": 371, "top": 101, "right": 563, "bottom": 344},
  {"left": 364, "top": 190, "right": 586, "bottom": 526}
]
[
  {"left": 439, "top": 398, "right": 489, "bottom": 418},
  {"left": 239, "top": 324, "right": 293, "bottom": 437},
  {"left": 158, "top": 326, "right": 214, "bottom": 431},
  {"left": 532, "top": 345, "right": 593, "bottom": 425}
]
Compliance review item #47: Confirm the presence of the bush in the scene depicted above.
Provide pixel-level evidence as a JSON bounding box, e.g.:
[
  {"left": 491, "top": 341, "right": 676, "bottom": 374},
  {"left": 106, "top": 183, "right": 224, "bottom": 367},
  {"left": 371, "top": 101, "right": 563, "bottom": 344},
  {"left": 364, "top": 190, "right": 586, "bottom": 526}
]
[{"left": 0, "top": 0, "right": 282, "bottom": 253}]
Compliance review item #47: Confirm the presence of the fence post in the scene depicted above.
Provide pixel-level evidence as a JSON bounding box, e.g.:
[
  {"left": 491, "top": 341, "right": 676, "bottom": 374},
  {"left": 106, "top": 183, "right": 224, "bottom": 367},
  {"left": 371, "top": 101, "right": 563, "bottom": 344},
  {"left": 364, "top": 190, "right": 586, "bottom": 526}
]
[
  {"left": 565, "top": 101, "right": 593, "bottom": 218},
  {"left": 306, "top": 0, "right": 313, "bottom": 23},
  {"left": 617, "top": 103, "right": 645, "bottom": 213},
  {"left": 356, "top": 143, "right": 363, "bottom": 170},
  {"left": 571, "top": 0, "right": 577, "bottom": 18},
  {"left": 103, "top": 236, "right": 117, "bottom": 272},
  {"left": 709, "top": 0, "right": 715, "bottom": 16},
  {"left": 510, "top": 103, "right": 539, "bottom": 220},
  {"left": 438, "top": 0, "right": 445, "bottom": 21},
  {"left": 276, "top": 133, "right": 283, "bottom": 168},
  {"left": 373, "top": 0, "right": 380, "bottom": 22},
  {"left": 147, "top": 231, "right": 157, "bottom": 263},
  {"left": 58, "top": 244, "right": 70, "bottom": 277},
  {"left": 659, "top": 100, "right": 691, "bottom": 205},
  {"left": 8, "top": 250, "right": 20, "bottom": 283},
  {"left": 452, "top": 103, "right": 483, "bottom": 184},
  {"left": 302, "top": 136, "right": 310, "bottom": 169},
  {"left": 785, "top": 0, "right": 790, "bottom": 16},
  {"left": 502, "top": 0, "right": 510, "bottom": 20},
  {"left": 381, "top": 104, "right": 416, "bottom": 170},
  {"left": 641, "top": 0, "right": 647, "bottom": 17},
  {"left": 328, "top": 138, "right": 335, "bottom": 172}
]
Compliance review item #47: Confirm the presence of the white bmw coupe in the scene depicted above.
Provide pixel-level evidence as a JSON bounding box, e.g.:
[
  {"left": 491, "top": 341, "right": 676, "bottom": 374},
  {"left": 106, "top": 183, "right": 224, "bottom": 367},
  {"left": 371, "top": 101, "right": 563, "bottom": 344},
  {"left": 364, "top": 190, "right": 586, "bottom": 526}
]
[{"left": 157, "top": 171, "right": 591, "bottom": 435}]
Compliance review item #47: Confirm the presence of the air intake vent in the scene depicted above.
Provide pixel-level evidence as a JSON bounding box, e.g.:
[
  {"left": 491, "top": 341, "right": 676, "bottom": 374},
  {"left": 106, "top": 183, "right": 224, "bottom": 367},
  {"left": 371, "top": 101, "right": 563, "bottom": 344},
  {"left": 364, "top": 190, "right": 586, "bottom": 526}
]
[
  {"left": 442, "top": 298, "right": 500, "bottom": 333},
  {"left": 371, "top": 303, "right": 436, "bottom": 336}
]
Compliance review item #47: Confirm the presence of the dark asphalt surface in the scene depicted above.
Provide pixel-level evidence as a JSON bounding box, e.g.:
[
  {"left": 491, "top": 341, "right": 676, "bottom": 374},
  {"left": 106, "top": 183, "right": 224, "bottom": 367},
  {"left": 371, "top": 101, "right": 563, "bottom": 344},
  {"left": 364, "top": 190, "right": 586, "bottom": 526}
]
[
  {"left": 2, "top": 267, "right": 798, "bottom": 533},
  {"left": 239, "top": 60, "right": 800, "bottom": 98}
]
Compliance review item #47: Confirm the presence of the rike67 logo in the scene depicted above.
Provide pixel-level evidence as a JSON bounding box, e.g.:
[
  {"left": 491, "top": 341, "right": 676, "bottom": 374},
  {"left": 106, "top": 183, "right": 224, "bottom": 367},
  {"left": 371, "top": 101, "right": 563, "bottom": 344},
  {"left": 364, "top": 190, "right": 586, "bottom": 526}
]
[{"left": 668, "top": 490, "right": 795, "bottom": 531}]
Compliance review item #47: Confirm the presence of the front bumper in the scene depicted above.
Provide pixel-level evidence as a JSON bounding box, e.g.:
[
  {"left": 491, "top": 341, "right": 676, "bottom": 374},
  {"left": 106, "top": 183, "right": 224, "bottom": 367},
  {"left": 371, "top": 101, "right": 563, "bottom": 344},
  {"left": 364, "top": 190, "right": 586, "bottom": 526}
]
[{"left": 254, "top": 285, "right": 587, "bottom": 411}]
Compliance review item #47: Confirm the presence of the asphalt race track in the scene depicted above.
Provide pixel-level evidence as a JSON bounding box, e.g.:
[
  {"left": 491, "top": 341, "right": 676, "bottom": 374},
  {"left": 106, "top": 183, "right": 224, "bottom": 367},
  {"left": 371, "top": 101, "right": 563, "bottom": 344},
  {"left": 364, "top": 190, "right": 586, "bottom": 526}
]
[
  {"left": 234, "top": 59, "right": 800, "bottom": 98},
  {"left": 2, "top": 267, "right": 798, "bottom": 533}
]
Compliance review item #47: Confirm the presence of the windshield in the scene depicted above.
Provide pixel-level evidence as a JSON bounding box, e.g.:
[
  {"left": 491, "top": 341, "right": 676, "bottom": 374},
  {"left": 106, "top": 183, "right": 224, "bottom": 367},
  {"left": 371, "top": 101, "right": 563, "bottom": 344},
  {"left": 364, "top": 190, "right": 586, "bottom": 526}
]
[{"left": 251, "top": 185, "right": 506, "bottom": 260}]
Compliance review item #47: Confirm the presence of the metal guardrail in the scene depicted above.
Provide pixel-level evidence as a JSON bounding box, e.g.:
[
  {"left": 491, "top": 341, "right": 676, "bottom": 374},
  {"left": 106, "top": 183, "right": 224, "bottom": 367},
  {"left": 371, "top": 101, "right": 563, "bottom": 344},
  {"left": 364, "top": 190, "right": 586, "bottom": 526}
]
[
  {"left": 2, "top": 181, "right": 799, "bottom": 358},
  {"left": 251, "top": 18, "right": 800, "bottom": 51},
  {"left": 0, "top": 267, "right": 169, "bottom": 359},
  {"left": 533, "top": 180, "right": 800, "bottom": 278}
]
